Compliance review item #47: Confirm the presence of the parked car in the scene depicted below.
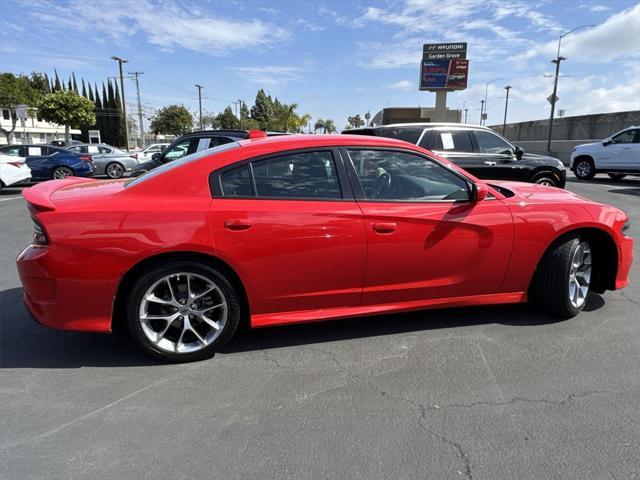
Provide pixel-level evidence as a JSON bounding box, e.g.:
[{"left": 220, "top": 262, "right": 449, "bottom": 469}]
[
  {"left": 139, "top": 130, "right": 286, "bottom": 171},
  {"left": 0, "top": 144, "right": 94, "bottom": 180},
  {"left": 345, "top": 123, "right": 567, "bottom": 188},
  {"left": 17, "top": 134, "right": 632, "bottom": 362},
  {"left": 0, "top": 153, "right": 31, "bottom": 190},
  {"left": 49, "top": 139, "right": 83, "bottom": 147},
  {"left": 136, "top": 143, "right": 170, "bottom": 160},
  {"left": 570, "top": 126, "right": 640, "bottom": 180},
  {"left": 67, "top": 143, "right": 145, "bottom": 179}
]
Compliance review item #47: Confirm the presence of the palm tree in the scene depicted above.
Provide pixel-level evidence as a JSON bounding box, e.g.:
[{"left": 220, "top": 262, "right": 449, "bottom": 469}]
[
  {"left": 314, "top": 119, "right": 325, "bottom": 133},
  {"left": 324, "top": 119, "right": 336, "bottom": 134}
]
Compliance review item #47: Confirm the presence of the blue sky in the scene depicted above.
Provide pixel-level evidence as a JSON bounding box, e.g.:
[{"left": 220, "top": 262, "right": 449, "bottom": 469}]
[{"left": 1, "top": 0, "right": 638, "bottom": 130}]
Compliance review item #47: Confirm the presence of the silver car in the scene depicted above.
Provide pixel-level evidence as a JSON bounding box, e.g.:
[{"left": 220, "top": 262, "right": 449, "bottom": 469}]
[{"left": 67, "top": 144, "right": 146, "bottom": 179}]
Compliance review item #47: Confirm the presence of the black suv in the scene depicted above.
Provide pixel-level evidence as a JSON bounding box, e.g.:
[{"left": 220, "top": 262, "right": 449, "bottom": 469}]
[
  {"left": 141, "top": 130, "right": 288, "bottom": 171},
  {"left": 345, "top": 123, "right": 566, "bottom": 188}
]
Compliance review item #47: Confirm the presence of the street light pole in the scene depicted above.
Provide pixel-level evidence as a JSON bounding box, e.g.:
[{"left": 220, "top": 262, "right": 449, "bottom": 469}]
[
  {"left": 462, "top": 98, "right": 479, "bottom": 124},
  {"left": 111, "top": 56, "right": 129, "bottom": 150},
  {"left": 502, "top": 85, "right": 511, "bottom": 135},
  {"left": 546, "top": 24, "right": 594, "bottom": 152},
  {"left": 464, "top": 109, "right": 468, "bottom": 123},
  {"left": 238, "top": 99, "right": 243, "bottom": 129},
  {"left": 482, "top": 77, "right": 504, "bottom": 126},
  {"left": 129, "top": 71, "right": 144, "bottom": 148},
  {"left": 479, "top": 100, "right": 485, "bottom": 124},
  {"left": 195, "top": 84, "right": 204, "bottom": 130}
]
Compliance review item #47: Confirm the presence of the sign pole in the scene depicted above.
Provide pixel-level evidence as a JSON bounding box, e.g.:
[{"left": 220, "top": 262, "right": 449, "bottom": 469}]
[{"left": 434, "top": 91, "right": 447, "bottom": 122}]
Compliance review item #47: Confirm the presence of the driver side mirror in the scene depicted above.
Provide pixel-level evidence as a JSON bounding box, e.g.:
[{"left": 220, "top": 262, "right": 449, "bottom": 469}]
[
  {"left": 514, "top": 145, "right": 524, "bottom": 160},
  {"left": 152, "top": 152, "right": 162, "bottom": 162},
  {"left": 471, "top": 182, "right": 489, "bottom": 202},
  {"left": 602, "top": 139, "right": 611, "bottom": 146}
]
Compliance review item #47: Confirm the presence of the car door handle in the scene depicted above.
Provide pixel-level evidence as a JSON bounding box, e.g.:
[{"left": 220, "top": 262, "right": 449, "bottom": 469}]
[
  {"left": 373, "top": 222, "right": 397, "bottom": 234},
  {"left": 483, "top": 161, "right": 497, "bottom": 166},
  {"left": 224, "top": 219, "right": 252, "bottom": 231}
]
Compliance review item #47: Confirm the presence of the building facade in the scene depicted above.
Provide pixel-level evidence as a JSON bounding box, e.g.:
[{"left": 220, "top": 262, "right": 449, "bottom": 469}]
[{"left": 0, "top": 108, "right": 81, "bottom": 145}]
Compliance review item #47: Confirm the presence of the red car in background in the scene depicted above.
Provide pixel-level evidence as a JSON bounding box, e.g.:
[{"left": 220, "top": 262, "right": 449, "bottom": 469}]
[{"left": 17, "top": 134, "right": 633, "bottom": 362}]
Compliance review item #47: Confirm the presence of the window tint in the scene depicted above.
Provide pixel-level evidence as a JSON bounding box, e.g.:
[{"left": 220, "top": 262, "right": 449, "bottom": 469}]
[
  {"left": 221, "top": 165, "right": 253, "bottom": 197},
  {"left": 611, "top": 130, "right": 636, "bottom": 144},
  {"left": 252, "top": 151, "right": 341, "bottom": 199},
  {"left": 377, "top": 127, "right": 423, "bottom": 144},
  {"left": 1, "top": 146, "right": 22, "bottom": 156},
  {"left": 348, "top": 149, "right": 470, "bottom": 201},
  {"left": 474, "top": 131, "right": 513, "bottom": 154},
  {"left": 164, "top": 139, "right": 192, "bottom": 160},
  {"left": 428, "top": 130, "right": 474, "bottom": 152}
]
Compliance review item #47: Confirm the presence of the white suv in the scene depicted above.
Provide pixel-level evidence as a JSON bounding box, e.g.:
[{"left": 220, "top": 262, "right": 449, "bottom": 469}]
[{"left": 570, "top": 126, "right": 639, "bottom": 180}]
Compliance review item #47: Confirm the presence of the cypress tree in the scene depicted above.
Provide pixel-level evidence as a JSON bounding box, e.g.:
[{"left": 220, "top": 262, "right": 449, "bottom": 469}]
[
  {"left": 67, "top": 77, "right": 72, "bottom": 91},
  {"left": 81, "top": 79, "right": 87, "bottom": 98},
  {"left": 87, "top": 83, "right": 94, "bottom": 102},
  {"left": 53, "top": 69, "right": 62, "bottom": 91},
  {"left": 113, "top": 82, "right": 126, "bottom": 148},
  {"left": 72, "top": 73, "right": 78, "bottom": 93},
  {"left": 43, "top": 73, "right": 51, "bottom": 93}
]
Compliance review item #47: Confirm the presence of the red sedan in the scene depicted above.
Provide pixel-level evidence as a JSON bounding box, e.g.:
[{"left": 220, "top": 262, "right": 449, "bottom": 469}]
[{"left": 17, "top": 134, "right": 633, "bottom": 362}]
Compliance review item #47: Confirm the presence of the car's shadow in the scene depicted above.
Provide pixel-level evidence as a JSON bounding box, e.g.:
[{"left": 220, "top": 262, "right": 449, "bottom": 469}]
[{"left": 0, "top": 286, "right": 605, "bottom": 369}]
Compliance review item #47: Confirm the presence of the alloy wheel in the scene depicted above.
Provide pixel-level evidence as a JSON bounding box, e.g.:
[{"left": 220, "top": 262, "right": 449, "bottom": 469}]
[
  {"left": 53, "top": 167, "right": 73, "bottom": 179},
  {"left": 535, "top": 177, "right": 555, "bottom": 186},
  {"left": 575, "top": 161, "right": 591, "bottom": 178},
  {"left": 106, "top": 163, "right": 125, "bottom": 179},
  {"left": 568, "top": 241, "right": 592, "bottom": 308},
  {"left": 138, "top": 272, "right": 228, "bottom": 354}
]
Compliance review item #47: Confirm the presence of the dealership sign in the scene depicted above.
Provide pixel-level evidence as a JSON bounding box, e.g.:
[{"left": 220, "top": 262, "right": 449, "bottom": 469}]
[{"left": 419, "top": 43, "right": 469, "bottom": 91}]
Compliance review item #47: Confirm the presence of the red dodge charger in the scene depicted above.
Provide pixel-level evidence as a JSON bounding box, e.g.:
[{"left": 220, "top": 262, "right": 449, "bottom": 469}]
[{"left": 16, "top": 134, "right": 633, "bottom": 362}]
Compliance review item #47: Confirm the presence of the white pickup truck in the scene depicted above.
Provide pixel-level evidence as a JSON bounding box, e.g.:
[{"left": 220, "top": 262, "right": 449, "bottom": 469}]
[{"left": 570, "top": 126, "right": 639, "bottom": 180}]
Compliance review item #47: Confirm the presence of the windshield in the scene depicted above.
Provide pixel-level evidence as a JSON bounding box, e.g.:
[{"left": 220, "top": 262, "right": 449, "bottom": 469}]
[{"left": 126, "top": 141, "right": 241, "bottom": 188}]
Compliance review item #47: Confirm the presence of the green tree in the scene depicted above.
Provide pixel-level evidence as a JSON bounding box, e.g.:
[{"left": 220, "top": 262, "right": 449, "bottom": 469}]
[
  {"left": 314, "top": 119, "right": 326, "bottom": 133},
  {"left": 215, "top": 106, "right": 240, "bottom": 129},
  {"left": 0, "top": 73, "right": 41, "bottom": 143},
  {"left": 251, "top": 89, "right": 272, "bottom": 128},
  {"left": 38, "top": 90, "right": 96, "bottom": 146},
  {"left": 53, "top": 70, "right": 62, "bottom": 91},
  {"left": 346, "top": 114, "right": 365, "bottom": 129},
  {"left": 240, "top": 101, "right": 250, "bottom": 119},
  {"left": 150, "top": 105, "right": 193, "bottom": 136}
]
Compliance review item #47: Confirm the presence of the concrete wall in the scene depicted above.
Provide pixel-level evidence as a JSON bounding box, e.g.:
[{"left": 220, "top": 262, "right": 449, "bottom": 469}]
[{"left": 490, "top": 110, "right": 640, "bottom": 165}]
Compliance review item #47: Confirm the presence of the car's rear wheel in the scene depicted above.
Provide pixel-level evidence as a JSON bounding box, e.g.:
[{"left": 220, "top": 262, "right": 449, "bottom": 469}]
[
  {"left": 607, "top": 173, "right": 627, "bottom": 181},
  {"left": 529, "top": 236, "right": 592, "bottom": 317},
  {"left": 532, "top": 171, "right": 559, "bottom": 187},
  {"left": 574, "top": 158, "right": 595, "bottom": 180},
  {"left": 126, "top": 261, "right": 241, "bottom": 362},
  {"left": 52, "top": 166, "right": 74, "bottom": 179},
  {"left": 106, "top": 162, "right": 125, "bottom": 179}
]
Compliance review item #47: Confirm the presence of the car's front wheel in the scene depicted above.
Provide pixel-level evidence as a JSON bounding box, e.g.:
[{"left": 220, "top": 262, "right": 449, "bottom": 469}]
[
  {"left": 529, "top": 236, "right": 592, "bottom": 317},
  {"left": 573, "top": 157, "right": 595, "bottom": 180},
  {"left": 532, "top": 171, "right": 560, "bottom": 187},
  {"left": 126, "top": 261, "right": 241, "bottom": 362},
  {"left": 106, "top": 162, "right": 125, "bottom": 179}
]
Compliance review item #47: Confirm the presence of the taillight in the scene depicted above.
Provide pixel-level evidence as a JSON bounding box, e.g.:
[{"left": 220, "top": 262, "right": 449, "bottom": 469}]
[
  {"left": 8, "top": 161, "right": 23, "bottom": 167},
  {"left": 32, "top": 218, "right": 49, "bottom": 246},
  {"left": 79, "top": 154, "right": 93, "bottom": 162}
]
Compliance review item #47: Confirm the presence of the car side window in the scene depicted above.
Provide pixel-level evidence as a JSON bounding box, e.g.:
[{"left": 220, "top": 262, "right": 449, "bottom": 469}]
[
  {"left": 348, "top": 149, "right": 470, "bottom": 201},
  {"left": 221, "top": 164, "right": 254, "bottom": 197},
  {"left": 429, "top": 130, "right": 474, "bottom": 152},
  {"left": 1, "top": 146, "right": 23, "bottom": 156},
  {"left": 252, "top": 151, "right": 342, "bottom": 199},
  {"left": 611, "top": 130, "right": 636, "bottom": 144},
  {"left": 474, "top": 131, "right": 514, "bottom": 155},
  {"left": 164, "top": 139, "right": 193, "bottom": 160}
]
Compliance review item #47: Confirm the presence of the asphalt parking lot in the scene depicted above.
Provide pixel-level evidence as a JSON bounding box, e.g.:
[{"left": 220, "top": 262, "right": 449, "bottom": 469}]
[{"left": 1, "top": 175, "right": 638, "bottom": 479}]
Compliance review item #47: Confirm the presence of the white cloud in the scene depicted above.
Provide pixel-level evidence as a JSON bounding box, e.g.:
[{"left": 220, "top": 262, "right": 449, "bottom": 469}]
[
  {"left": 22, "top": 0, "right": 290, "bottom": 55},
  {"left": 389, "top": 80, "right": 413, "bottom": 91},
  {"left": 228, "top": 66, "right": 304, "bottom": 85},
  {"left": 519, "top": 4, "right": 640, "bottom": 63}
]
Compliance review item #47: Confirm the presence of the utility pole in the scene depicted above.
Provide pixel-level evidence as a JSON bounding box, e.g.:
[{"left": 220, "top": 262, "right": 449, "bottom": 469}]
[
  {"left": 479, "top": 100, "right": 485, "bottom": 124},
  {"left": 195, "top": 84, "right": 204, "bottom": 130},
  {"left": 128, "top": 71, "right": 144, "bottom": 148},
  {"left": 238, "top": 99, "right": 243, "bottom": 129},
  {"left": 502, "top": 85, "right": 511, "bottom": 135},
  {"left": 464, "top": 109, "right": 468, "bottom": 124},
  {"left": 546, "top": 24, "right": 593, "bottom": 152},
  {"left": 482, "top": 77, "right": 503, "bottom": 126},
  {"left": 111, "top": 56, "right": 129, "bottom": 151}
]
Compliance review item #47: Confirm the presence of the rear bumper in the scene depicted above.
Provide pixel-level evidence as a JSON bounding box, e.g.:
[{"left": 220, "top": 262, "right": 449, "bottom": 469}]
[
  {"left": 16, "top": 244, "right": 113, "bottom": 333},
  {"left": 615, "top": 234, "right": 634, "bottom": 290}
]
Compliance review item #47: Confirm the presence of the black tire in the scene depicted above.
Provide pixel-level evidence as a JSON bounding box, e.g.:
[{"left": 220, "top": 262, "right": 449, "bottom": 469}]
[
  {"left": 529, "top": 236, "right": 591, "bottom": 318},
  {"left": 52, "top": 166, "right": 74, "bottom": 179},
  {"left": 126, "top": 261, "right": 241, "bottom": 362},
  {"left": 532, "top": 171, "right": 559, "bottom": 187},
  {"left": 607, "top": 173, "right": 627, "bottom": 181},
  {"left": 573, "top": 157, "right": 595, "bottom": 180},
  {"left": 105, "top": 162, "right": 125, "bottom": 179}
]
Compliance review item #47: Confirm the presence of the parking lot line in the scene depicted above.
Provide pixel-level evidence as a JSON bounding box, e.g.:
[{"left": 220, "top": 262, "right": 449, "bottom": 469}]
[{"left": 0, "top": 196, "right": 23, "bottom": 202}]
